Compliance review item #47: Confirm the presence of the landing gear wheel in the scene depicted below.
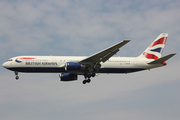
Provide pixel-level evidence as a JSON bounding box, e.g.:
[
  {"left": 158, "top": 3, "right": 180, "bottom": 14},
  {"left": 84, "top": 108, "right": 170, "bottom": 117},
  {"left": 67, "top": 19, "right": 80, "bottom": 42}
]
[
  {"left": 15, "top": 76, "right": 19, "bottom": 80},
  {"left": 87, "top": 79, "right": 91, "bottom": 83},
  {"left": 91, "top": 73, "right": 95, "bottom": 77},
  {"left": 83, "top": 80, "right": 86, "bottom": 84},
  {"left": 82, "top": 79, "right": 91, "bottom": 84}
]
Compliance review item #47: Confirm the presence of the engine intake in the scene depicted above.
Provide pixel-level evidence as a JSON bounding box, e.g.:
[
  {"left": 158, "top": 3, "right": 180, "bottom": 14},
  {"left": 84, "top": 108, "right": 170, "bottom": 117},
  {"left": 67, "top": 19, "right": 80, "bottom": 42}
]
[
  {"left": 65, "top": 62, "right": 85, "bottom": 71},
  {"left": 59, "top": 73, "right": 78, "bottom": 81}
]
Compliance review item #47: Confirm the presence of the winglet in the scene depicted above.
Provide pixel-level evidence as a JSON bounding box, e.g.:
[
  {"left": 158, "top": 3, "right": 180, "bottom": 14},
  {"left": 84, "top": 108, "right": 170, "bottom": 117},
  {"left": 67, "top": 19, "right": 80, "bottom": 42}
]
[{"left": 148, "top": 53, "right": 176, "bottom": 64}]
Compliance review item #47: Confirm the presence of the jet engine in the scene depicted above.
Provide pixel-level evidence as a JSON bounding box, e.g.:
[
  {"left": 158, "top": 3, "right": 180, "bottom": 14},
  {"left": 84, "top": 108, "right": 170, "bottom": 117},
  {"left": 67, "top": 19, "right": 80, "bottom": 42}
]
[
  {"left": 59, "top": 73, "right": 78, "bottom": 81},
  {"left": 65, "top": 62, "right": 85, "bottom": 71}
]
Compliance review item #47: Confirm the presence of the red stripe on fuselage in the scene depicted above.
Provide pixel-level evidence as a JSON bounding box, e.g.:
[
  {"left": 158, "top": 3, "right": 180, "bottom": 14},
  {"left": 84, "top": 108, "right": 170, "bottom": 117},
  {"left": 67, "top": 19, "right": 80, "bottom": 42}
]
[{"left": 19, "top": 58, "right": 36, "bottom": 59}]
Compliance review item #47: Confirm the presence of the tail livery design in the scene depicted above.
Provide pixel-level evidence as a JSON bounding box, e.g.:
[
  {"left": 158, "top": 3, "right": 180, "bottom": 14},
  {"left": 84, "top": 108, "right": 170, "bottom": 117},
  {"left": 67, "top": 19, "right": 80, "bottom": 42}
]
[{"left": 139, "top": 33, "right": 168, "bottom": 60}]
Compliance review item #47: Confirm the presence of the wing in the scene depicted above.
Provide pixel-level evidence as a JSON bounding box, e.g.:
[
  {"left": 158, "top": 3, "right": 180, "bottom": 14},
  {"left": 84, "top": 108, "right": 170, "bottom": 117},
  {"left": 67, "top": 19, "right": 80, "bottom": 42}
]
[{"left": 80, "top": 40, "right": 130, "bottom": 70}]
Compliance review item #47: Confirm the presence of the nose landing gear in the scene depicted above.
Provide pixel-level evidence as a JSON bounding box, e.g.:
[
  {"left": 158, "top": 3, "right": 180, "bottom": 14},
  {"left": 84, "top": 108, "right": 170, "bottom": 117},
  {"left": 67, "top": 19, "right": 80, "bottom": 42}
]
[
  {"left": 14, "top": 71, "right": 19, "bottom": 80},
  {"left": 15, "top": 76, "right": 19, "bottom": 80}
]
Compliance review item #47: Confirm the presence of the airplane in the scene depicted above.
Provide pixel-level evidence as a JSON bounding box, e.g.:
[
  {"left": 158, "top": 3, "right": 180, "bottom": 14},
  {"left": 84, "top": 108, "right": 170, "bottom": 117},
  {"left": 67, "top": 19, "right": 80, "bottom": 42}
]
[{"left": 2, "top": 33, "right": 176, "bottom": 84}]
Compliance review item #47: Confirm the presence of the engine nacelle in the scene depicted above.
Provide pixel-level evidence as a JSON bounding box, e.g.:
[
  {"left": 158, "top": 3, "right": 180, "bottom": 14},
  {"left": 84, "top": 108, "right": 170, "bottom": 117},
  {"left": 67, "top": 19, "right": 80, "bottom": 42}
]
[
  {"left": 59, "top": 73, "right": 78, "bottom": 81},
  {"left": 65, "top": 62, "right": 85, "bottom": 71}
]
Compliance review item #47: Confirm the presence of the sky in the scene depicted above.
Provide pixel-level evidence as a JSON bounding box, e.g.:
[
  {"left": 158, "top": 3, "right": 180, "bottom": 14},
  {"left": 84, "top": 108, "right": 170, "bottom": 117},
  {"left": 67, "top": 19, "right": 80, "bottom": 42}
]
[{"left": 0, "top": 0, "right": 180, "bottom": 120}]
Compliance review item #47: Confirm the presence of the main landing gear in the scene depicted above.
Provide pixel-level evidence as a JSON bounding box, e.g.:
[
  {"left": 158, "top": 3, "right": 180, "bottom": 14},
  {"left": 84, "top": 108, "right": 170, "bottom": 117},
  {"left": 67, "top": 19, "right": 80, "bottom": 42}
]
[
  {"left": 14, "top": 71, "right": 19, "bottom": 80},
  {"left": 82, "top": 73, "right": 95, "bottom": 84},
  {"left": 83, "top": 79, "right": 91, "bottom": 84}
]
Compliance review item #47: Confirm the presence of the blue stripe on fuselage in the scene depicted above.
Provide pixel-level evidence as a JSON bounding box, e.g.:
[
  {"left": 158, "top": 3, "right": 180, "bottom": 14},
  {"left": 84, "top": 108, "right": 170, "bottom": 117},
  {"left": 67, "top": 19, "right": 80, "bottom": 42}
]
[
  {"left": 7, "top": 67, "right": 66, "bottom": 73},
  {"left": 99, "top": 68, "right": 145, "bottom": 73},
  {"left": 7, "top": 67, "right": 146, "bottom": 73}
]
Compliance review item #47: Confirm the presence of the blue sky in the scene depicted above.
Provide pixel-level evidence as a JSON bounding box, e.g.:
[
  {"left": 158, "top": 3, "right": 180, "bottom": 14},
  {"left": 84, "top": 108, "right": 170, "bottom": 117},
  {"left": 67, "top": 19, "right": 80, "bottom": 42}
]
[{"left": 0, "top": 0, "right": 180, "bottom": 120}]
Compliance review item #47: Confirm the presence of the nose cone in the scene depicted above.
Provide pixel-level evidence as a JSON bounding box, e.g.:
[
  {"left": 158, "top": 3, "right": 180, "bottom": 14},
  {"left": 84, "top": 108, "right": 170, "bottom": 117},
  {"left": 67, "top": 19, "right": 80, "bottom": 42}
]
[{"left": 2, "top": 62, "right": 8, "bottom": 68}]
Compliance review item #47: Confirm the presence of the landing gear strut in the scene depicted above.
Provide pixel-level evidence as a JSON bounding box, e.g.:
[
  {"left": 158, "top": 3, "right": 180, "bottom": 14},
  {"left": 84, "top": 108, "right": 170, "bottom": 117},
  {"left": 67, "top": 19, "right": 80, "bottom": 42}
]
[{"left": 14, "top": 71, "right": 19, "bottom": 80}]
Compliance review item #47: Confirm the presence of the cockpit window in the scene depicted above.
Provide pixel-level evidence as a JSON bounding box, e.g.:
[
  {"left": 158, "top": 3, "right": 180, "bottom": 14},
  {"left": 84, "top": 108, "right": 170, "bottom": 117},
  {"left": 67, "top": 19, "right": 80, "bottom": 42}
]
[{"left": 7, "top": 59, "right": 13, "bottom": 61}]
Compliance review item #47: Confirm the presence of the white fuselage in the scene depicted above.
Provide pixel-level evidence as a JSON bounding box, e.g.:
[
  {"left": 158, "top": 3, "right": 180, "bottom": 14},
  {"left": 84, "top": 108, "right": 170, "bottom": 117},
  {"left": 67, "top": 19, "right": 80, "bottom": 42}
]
[{"left": 2, "top": 56, "right": 163, "bottom": 74}]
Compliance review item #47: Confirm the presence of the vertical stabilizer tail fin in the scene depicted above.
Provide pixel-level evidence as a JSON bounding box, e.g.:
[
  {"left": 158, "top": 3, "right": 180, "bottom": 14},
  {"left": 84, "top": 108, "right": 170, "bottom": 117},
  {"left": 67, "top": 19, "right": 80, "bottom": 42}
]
[{"left": 138, "top": 33, "right": 168, "bottom": 59}]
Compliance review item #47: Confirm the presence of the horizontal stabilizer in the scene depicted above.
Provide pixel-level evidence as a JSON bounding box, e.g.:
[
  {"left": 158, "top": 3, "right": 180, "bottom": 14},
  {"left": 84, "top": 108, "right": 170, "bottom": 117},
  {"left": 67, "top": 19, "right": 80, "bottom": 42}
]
[{"left": 148, "top": 53, "right": 176, "bottom": 64}]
